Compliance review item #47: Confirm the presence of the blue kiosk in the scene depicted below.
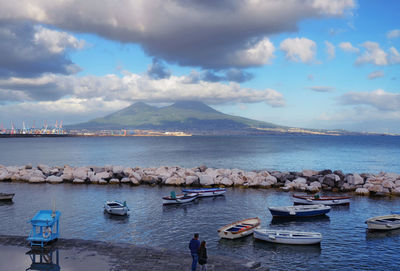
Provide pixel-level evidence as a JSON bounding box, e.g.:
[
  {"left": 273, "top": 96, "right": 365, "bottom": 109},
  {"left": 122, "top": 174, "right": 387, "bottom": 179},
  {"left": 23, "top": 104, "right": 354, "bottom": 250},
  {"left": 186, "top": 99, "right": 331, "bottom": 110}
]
[{"left": 27, "top": 210, "right": 61, "bottom": 247}]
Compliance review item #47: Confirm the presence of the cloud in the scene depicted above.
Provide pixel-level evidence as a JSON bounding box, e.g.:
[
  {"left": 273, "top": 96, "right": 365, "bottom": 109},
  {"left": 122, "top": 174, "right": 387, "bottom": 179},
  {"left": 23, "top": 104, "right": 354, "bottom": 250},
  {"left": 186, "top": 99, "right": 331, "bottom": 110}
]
[
  {"left": 324, "top": 41, "right": 335, "bottom": 59},
  {"left": 367, "top": 70, "right": 384, "bottom": 80},
  {"left": 200, "top": 69, "right": 253, "bottom": 83},
  {"left": 280, "top": 37, "right": 317, "bottom": 63},
  {"left": 387, "top": 29, "right": 400, "bottom": 39},
  {"left": 338, "top": 41, "right": 359, "bottom": 53},
  {"left": 389, "top": 47, "right": 400, "bottom": 64},
  {"left": 0, "top": 71, "right": 285, "bottom": 107},
  {"left": 0, "top": 0, "right": 355, "bottom": 69},
  {"left": 307, "top": 74, "right": 314, "bottom": 81},
  {"left": 147, "top": 58, "right": 171, "bottom": 80},
  {"left": 0, "top": 21, "right": 84, "bottom": 78},
  {"left": 356, "top": 42, "right": 388, "bottom": 66},
  {"left": 339, "top": 89, "right": 400, "bottom": 111},
  {"left": 308, "top": 86, "right": 335, "bottom": 92}
]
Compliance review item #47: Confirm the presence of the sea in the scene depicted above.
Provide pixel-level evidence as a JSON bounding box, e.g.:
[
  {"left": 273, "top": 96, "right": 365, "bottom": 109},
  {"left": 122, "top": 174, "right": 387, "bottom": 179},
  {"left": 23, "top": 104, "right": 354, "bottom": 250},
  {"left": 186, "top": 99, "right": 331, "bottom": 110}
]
[{"left": 0, "top": 135, "right": 400, "bottom": 270}]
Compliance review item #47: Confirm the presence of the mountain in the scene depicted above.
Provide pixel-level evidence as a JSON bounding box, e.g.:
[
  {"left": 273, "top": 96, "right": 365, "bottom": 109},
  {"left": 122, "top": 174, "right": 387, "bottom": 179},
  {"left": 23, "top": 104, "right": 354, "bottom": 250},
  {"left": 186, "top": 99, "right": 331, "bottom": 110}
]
[{"left": 68, "top": 101, "right": 282, "bottom": 134}]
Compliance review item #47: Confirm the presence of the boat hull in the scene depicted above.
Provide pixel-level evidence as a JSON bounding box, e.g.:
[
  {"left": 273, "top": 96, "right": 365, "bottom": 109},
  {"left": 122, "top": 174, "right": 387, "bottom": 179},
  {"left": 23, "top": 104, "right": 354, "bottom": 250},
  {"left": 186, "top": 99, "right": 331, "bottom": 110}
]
[
  {"left": 0, "top": 193, "right": 15, "bottom": 201},
  {"left": 218, "top": 217, "right": 260, "bottom": 239},
  {"left": 254, "top": 229, "right": 322, "bottom": 245},
  {"left": 162, "top": 193, "right": 198, "bottom": 205},
  {"left": 293, "top": 195, "right": 350, "bottom": 205},
  {"left": 104, "top": 201, "right": 129, "bottom": 216},
  {"left": 269, "top": 205, "right": 331, "bottom": 217},
  {"left": 366, "top": 215, "right": 400, "bottom": 231},
  {"left": 181, "top": 188, "right": 226, "bottom": 197}
]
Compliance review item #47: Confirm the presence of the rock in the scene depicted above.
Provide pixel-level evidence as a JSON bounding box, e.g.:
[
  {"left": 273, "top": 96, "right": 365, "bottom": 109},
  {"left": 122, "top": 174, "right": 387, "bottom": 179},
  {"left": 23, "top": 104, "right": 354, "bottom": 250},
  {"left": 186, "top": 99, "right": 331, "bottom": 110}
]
[
  {"left": 50, "top": 167, "right": 60, "bottom": 175},
  {"left": 29, "top": 176, "right": 45, "bottom": 183},
  {"left": 130, "top": 178, "right": 140, "bottom": 185},
  {"left": 141, "top": 175, "right": 157, "bottom": 185},
  {"left": 323, "top": 174, "right": 340, "bottom": 187},
  {"left": 46, "top": 176, "right": 63, "bottom": 184},
  {"left": 112, "top": 165, "right": 124, "bottom": 175},
  {"left": 395, "top": 180, "right": 400, "bottom": 187},
  {"left": 356, "top": 187, "right": 370, "bottom": 195},
  {"left": 319, "top": 169, "right": 332, "bottom": 175},
  {"left": 307, "top": 185, "right": 320, "bottom": 193},
  {"left": 392, "top": 187, "right": 400, "bottom": 196},
  {"left": 293, "top": 177, "right": 307, "bottom": 184},
  {"left": 109, "top": 178, "right": 120, "bottom": 184},
  {"left": 165, "top": 176, "right": 185, "bottom": 186},
  {"left": 232, "top": 175, "right": 245, "bottom": 186},
  {"left": 89, "top": 174, "right": 100, "bottom": 183},
  {"left": 121, "top": 177, "right": 131, "bottom": 183},
  {"left": 37, "top": 164, "right": 51, "bottom": 175},
  {"left": 73, "top": 178, "right": 85, "bottom": 184},
  {"left": 368, "top": 185, "right": 383, "bottom": 193},
  {"left": 129, "top": 171, "right": 142, "bottom": 181},
  {"left": 341, "top": 183, "right": 356, "bottom": 191},
  {"left": 185, "top": 175, "right": 199, "bottom": 186},
  {"left": 346, "top": 174, "right": 364, "bottom": 185},
  {"left": 199, "top": 174, "right": 214, "bottom": 186},
  {"left": 220, "top": 177, "right": 233, "bottom": 187},
  {"left": 309, "top": 181, "right": 322, "bottom": 189},
  {"left": 197, "top": 165, "right": 208, "bottom": 172},
  {"left": 333, "top": 170, "right": 345, "bottom": 180},
  {"left": 0, "top": 170, "right": 11, "bottom": 182},
  {"left": 302, "top": 169, "right": 318, "bottom": 177},
  {"left": 25, "top": 164, "right": 33, "bottom": 169},
  {"left": 62, "top": 166, "right": 75, "bottom": 181},
  {"left": 99, "top": 179, "right": 108, "bottom": 185},
  {"left": 382, "top": 180, "right": 395, "bottom": 189}
]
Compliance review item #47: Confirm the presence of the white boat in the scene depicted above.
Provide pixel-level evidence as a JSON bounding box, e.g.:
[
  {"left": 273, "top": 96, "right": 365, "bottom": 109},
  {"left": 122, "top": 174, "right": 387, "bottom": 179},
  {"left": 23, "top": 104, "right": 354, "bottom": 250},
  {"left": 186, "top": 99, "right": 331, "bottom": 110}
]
[
  {"left": 293, "top": 195, "right": 350, "bottom": 205},
  {"left": 269, "top": 205, "right": 331, "bottom": 218},
  {"left": 365, "top": 214, "right": 400, "bottom": 230},
  {"left": 162, "top": 192, "right": 198, "bottom": 205},
  {"left": 218, "top": 217, "right": 260, "bottom": 239},
  {"left": 181, "top": 188, "right": 226, "bottom": 197},
  {"left": 254, "top": 229, "right": 322, "bottom": 245},
  {"left": 0, "top": 193, "right": 15, "bottom": 201},
  {"left": 104, "top": 200, "right": 129, "bottom": 216}
]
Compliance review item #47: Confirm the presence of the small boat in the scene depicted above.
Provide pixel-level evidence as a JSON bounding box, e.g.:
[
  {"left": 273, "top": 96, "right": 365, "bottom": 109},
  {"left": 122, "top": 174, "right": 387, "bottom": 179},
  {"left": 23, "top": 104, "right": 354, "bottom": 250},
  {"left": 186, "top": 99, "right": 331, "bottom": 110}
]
[
  {"left": 293, "top": 195, "right": 350, "bottom": 205},
  {"left": 181, "top": 188, "right": 226, "bottom": 197},
  {"left": 254, "top": 229, "right": 322, "bottom": 245},
  {"left": 218, "top": 217, "right": 260, "bottom": 239},
  {"left": 162, "top": 192, "right": 198, "bottom": 205},
  {"left": 365, "top": 214, "right": 400, "bottom": 230},
  {"left": 27, "top": 210, "right": 61, "bottom": 247},
  {"left": 269, "top": 204, "right": 331, "bottom": 218},
  {"left": 0, "top": 193, "right": 15, "bottom": 201},
  {"left": 104, "top": 200, "right": 129, "bottom": 216}
]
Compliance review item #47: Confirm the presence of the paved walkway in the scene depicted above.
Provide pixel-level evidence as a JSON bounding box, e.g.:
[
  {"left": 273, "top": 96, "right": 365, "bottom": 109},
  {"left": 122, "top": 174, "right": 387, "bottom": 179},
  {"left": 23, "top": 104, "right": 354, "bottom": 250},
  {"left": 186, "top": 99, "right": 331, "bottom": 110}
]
[{"left": 0, "top": 235, "right": 266, "bottom": 271}]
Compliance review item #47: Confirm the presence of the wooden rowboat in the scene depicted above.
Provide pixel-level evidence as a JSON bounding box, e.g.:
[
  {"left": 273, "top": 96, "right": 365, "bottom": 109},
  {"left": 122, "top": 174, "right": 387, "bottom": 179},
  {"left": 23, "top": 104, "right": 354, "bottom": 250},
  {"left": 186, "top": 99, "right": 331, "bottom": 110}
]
[
  {"left": 293, "top": 195, "right": 350, "bottom": 205},
  {"left": 254, "top": 229, "right": 322, "bottom": 245},
  {"left": 162, "top": 192, "right": 198, "bottom": 205},
  {"left": 218, "top": 217, "right": 260, "bottom": 239},
  {"left": 0, "top": 193, "right": 15, "bottom": 201},
  {"left": 269, "top": 204, "right": 331, "bottom": 218},
  {"left": 365, "top": 214, "right": 400, "bottom": 231}
]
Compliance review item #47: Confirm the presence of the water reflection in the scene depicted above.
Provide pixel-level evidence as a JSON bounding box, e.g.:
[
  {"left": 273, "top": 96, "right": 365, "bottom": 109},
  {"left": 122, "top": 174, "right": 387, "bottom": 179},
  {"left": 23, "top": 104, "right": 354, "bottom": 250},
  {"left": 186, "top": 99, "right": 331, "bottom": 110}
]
[
  {"left": 103, "top": 211, "right": 130, "bottom": 223},
  {"left": 253, "top": 239, "right": 322, "bottom": 253},
  {"left": 366, "top": 228, "right": 400, "bottom": 240},
  {"left": 26, "top": 247, "right": 60, "bottom": 271},
  {"left": 270, "top": 215, "right": 330, "bottom": 226}
]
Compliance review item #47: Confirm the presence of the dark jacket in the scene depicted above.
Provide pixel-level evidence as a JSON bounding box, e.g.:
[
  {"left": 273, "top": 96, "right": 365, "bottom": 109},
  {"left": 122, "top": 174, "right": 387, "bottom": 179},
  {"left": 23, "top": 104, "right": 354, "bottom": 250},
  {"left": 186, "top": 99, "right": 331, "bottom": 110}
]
[
  {"left": 189, "top": 238, "right": 200, "bottom": 255},
  {"left": 198, "top": 246, "right": 207, "bottom": 265}
]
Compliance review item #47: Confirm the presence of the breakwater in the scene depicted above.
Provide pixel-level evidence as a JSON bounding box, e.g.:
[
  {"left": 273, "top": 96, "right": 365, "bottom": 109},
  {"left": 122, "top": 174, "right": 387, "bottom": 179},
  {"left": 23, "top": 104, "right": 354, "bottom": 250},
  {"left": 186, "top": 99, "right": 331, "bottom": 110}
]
[{"left": 1, "top": 164, "right": 399, "bottom": 197}]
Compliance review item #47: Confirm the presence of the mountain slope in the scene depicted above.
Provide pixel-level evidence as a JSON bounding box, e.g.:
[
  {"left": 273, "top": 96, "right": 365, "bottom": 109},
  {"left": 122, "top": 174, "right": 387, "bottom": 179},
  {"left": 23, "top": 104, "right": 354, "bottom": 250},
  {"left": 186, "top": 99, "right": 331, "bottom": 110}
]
[{"left": 68, "top": 101, "right": 282, "bottom": 132}]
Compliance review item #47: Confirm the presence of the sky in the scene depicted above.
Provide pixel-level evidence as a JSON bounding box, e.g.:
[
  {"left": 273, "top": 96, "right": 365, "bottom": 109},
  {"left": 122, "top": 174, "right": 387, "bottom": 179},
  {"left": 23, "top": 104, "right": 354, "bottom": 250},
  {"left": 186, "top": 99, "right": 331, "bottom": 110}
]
[{"left": 0, "top": 0, "right": 399, "bottom": 133}]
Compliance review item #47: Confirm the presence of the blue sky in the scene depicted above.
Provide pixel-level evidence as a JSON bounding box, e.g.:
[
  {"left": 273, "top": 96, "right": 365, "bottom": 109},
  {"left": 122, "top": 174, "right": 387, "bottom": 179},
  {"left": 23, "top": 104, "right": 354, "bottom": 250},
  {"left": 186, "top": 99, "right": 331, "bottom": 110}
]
[{"left": 0, "top": 0, "right": 399, "bottom": 133}]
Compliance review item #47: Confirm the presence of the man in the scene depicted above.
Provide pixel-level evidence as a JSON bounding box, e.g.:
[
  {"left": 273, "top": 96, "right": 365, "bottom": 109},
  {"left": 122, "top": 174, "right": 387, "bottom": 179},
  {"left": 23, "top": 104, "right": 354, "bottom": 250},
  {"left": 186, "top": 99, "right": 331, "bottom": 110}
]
[{"left": 189, "top": 233, "right": 200, "bottom": 271}]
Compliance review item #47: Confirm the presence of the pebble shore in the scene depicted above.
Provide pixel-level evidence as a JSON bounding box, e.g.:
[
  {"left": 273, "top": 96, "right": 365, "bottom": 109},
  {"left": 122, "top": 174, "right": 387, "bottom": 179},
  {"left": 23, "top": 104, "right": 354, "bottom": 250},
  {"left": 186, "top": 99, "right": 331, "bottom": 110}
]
[
  {"left": 1, "top": 164, "right": 400, "bottom": 197},
  {"left": 0, "top": 235, "right": 261, "bottom": 271}
]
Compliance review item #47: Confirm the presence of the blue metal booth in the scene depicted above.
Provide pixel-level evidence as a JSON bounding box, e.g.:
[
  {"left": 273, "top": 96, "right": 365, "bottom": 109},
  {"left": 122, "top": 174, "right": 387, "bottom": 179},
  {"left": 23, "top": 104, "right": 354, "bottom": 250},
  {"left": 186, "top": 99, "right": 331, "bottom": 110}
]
[{"left": 27, "top": 210, "right": 61, "bottom": 247}]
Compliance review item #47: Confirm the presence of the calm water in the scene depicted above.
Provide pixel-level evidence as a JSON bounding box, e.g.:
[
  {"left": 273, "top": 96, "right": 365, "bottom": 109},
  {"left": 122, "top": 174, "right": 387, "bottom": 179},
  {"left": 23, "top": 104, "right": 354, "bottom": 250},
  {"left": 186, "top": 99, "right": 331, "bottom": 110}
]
[
  {"left": 0, "top": 135, "right": 400, "bottom": 173},
  {"left": 0, "top": 183, "right": 399, "bottom": 270}
]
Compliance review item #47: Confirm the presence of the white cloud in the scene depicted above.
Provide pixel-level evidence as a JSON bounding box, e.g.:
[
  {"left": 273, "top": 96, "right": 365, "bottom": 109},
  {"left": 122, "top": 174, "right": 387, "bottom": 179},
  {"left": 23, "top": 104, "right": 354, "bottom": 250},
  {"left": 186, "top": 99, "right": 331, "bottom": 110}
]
[
  {"left": 0, "top": 0, "right": 355, "bottom": 69},
  {"left": 387, "top": 29, "right": 400, "bottom": 39},
  {"left": 308, "top": 86, "right": 335, "bottom": 92},
  {"left": 233, "top": 38, "right": 275, "bottom": 67},
  {"left": 389, "top": 47, "right": 400, "bottom": 64},
  {"left": 279, "top": 37, "right": 317, "bottom": 63},
  {"left": 0, "top": 71, "right": 286, "bottom": 106},
  {"left": 33, "top": 25, "right": 85, "bottom": 54},
  {"left": 367, "top": 71, "right": 384, "bottom": 80},
  {"left": 339, "top": 89, "right": 400, "bottom": 111},
  {"left": 356, "top": 42, "right": 388, "bottom": 66},
  {"left": 324, "top": 41, "right": 335, "bottom": 59},
  {"left": 338, "top": 41, "right": 359, "bottom": 53}
]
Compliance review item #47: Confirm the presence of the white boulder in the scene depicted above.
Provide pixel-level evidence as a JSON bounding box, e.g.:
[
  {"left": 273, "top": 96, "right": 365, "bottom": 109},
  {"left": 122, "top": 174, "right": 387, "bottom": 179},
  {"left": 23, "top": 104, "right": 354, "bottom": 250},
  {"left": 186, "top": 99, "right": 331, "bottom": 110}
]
[{"left": 46, "top": 176, "right": 63, "bottom": 184}]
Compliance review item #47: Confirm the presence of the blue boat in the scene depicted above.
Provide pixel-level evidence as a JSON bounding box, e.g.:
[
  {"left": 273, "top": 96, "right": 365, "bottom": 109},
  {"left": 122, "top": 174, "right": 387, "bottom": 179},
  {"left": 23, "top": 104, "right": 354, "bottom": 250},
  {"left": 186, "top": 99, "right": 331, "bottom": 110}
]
[
  {"left": 181, "top": 188, "right": 226, "bottom": 197},
  {"left": 27, "top": 210, "right": 61, "bottom": 247},
  {"left": 268, "top": 205, "right": 331, "bottom": 218}
]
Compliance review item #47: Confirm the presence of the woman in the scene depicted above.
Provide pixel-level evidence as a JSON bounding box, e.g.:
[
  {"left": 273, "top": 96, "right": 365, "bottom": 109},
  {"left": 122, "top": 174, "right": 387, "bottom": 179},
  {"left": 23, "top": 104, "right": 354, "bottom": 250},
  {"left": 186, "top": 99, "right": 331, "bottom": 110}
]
[{"left": 198, "top": 240, "right": 208, "bottom": 271}]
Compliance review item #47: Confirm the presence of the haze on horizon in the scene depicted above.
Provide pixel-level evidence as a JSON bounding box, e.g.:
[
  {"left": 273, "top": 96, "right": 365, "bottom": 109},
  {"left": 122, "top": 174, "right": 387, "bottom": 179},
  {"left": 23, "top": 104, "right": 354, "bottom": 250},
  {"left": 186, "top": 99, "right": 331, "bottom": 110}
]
[{"left": 0, "top": 0, "right": 399, "bottom": 133}]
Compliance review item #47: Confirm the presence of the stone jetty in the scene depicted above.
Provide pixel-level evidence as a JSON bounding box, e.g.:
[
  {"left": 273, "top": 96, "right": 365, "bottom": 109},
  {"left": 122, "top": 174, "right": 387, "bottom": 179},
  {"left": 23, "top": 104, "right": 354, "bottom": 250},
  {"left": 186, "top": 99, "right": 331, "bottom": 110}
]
[{"left": 1, "top": 164, "right": 400, "bottom": 197}]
